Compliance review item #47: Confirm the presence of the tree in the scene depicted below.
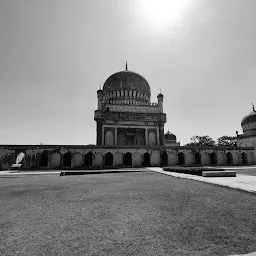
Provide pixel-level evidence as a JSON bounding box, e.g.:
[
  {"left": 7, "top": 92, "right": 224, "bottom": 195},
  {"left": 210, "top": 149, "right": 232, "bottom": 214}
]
[
  {"left": 217, "top": 136, "right": 237, "bottom": 147},
  {"left": 185, "top": 135, "right": 216, "bottom": 146}
]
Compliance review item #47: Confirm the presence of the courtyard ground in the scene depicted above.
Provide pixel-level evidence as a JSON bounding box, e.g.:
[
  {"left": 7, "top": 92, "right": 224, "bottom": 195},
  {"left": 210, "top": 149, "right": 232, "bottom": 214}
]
[{"left": 1, "top": 170, "right": 256, "bottom": 256}]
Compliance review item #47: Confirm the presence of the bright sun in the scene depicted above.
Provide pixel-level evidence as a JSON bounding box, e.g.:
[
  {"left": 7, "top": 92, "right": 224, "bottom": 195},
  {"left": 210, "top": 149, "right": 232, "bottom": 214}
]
[{"left": 138, "top": 0, "right": 190, "bottom": 28}]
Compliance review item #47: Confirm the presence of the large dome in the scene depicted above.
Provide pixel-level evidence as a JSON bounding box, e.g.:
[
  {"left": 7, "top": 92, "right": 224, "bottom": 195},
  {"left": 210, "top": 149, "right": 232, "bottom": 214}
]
[
  {"left": 241, "top": 107, "right": 256, "bottom": 135},
  {"left": 102, "top": 69, "right": 151, "bottom": 104}
]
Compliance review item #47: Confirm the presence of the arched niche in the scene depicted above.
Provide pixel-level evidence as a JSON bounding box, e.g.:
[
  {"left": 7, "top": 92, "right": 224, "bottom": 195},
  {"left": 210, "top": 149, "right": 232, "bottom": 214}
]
[
  {"left": 148, "top": 131, "right": 156, "bottom": 146},
  {"left": 114, "top": 152, "right": 122, "bottom": 166},
  {"left": 105, "top": 130, "right": 114, "bottom": 146},
  {"left": 94, "top": 153, "right": 103, "bottom": 167},
  {"left": 133, "top": 152, "right": 141, "bottom": 166},
  {"left": 51, "top": 152, "right": 61, "bottom": 167},
  {"left": 73, "top": 153, "right": 82, "bottom": 168}
]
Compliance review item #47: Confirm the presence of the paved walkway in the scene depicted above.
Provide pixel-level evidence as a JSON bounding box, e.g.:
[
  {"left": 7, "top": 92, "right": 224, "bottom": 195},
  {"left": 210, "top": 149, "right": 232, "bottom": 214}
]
[
  {"left": 148, "top": 167, "right": 256, "bottom": 194},
  {"left": 0, "top": 168, "right": 146, "bottom": 177},
  {"left": 0, "top": 170, "right": 61, "bottom": 176}
]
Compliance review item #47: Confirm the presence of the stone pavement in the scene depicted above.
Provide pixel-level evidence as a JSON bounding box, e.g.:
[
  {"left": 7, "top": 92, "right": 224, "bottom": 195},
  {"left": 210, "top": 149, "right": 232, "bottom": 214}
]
[
  {"left": 148, "top": 167, "right": 256, "bottom": 194},
  {"left": 0, "top": 170, "right": 60, "bottom": 176},
  {"left": 0, "top": 168, "right": 146, "bottom": 177}
]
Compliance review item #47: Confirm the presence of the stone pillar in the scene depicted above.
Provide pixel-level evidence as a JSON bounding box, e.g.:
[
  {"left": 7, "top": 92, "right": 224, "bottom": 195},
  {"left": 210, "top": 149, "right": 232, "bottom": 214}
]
[
  {"left": 96, "top": 122, "right": 103, "bottom": 145},
  {"left": 115, "top": 127, "right": 118, "bottom": 146},
  {"left": 156, "top": 128, "right": 160, "bottom": 146},
  {"left": 101, "top": 126, "right": 105, "bottom": 146},
  {"left": 159, "top": 125, "right": 165, "bottom": 146},
  {"left": 48, "top": 152, "right": 51, "bottom": 168},
  {"left": 145, "top": 128, "right": 148, "bottom": 146}
]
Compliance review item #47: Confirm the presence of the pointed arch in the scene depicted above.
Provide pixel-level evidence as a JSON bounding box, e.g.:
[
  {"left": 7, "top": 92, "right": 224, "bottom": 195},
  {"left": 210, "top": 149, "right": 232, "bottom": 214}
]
[
  {"left": 226, "top": 152, "right": 233, "bottom": 165},
  {"left": 241, "top": 152, "right": 248, "bottom": 165},
  {"left": 123, "top": 152, "right": 132, "bottom": 166},
  {"left": 63, "top": 152, "right": 72, "bottom": 167},
  {"left": 40, "top": 151, "right": 48, "bottom": 167},
  {"left": 105, "top": 152, "right": 113, "bottom": 166},
  {"left": 161, "top": 151, "right": 168, "bottom": 166},
  {"left": 194, "top": 152, "right": 201, "bottom": 165},
  {"left": 178, "top": 152, "right": 185, "bottom": 165},
  {"left": 143, "top": 152, "right": 151, "bottom": 166}
]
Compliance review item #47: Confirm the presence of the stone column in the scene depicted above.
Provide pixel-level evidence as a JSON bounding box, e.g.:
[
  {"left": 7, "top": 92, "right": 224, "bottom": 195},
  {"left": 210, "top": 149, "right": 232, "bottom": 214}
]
[
  {"left": 101, "top": 126, "right": 105, "bottom": 146},
  {"left": 159, "top": 125, "right": 165, "bottom": 146},
  {"left": 115, "top": 127, "right": 118, "bottom": 146},
  {"left": 145, "top": 128, "right": 148, "bottom": 146},
  {"left": 156, "top": 128, "right": 160, "bottom": 146},
  {"left": 96, "top": 122, "right": 103, "bottom": 145},
  {"left": 48, "top": 152, "right": 51, "bottom": 168}
]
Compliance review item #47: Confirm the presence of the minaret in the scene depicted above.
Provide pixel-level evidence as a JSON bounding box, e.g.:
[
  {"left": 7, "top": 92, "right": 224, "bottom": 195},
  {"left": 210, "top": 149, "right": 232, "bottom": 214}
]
[
  {"left": 157, "top": 91, "right": 164, "bottom": 113},
  {"left": 157, "top": 91, "right": 164, "bottom": 145},
  {"left": 97, "top": 87, "right": 103, "bottom": 110}
]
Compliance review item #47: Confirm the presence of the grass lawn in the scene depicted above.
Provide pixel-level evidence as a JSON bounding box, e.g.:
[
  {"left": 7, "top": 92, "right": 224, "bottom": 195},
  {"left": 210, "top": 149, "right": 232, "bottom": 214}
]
[{"left": 1, "top": 171, "right": 256, "bottom": 256}]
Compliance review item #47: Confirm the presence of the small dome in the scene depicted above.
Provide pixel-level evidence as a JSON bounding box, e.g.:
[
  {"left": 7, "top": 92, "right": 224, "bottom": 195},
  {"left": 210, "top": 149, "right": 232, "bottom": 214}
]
[
  {"left": 102, "top": 69, "right": 151, "bottom": 104},
  {"left": 165, "top": 131, "right": 176, "bottom": 141},
  {"left": 241, "top": 108, "right": 256, "bottom": 135}
]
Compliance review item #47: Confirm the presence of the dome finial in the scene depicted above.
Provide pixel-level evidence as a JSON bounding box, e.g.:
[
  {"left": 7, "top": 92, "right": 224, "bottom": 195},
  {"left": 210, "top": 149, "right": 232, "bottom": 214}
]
[
  {"left": 253, "top": 102, "right": 255, "bottom": 111},
  {"left": 125, "top": 60, "right": 128, "bottom": 70}
]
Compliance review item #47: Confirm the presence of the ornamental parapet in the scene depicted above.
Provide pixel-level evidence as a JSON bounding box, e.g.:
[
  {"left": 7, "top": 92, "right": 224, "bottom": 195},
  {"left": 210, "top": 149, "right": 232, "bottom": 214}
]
[
  {"left": 95, "top": 111, "right": 166, "bottom": 123},
  {"left": 103, "top": 103, "right": 161, "bottom": 114}
]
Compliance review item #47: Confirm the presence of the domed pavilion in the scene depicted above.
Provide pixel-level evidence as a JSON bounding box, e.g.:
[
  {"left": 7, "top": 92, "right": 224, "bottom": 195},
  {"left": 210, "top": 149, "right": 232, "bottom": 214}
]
[
  {"left": 94, "top": 64, "right": 167, "bottom": 146},
  {"left": 164, "top": 130, "right": 180, "bottom": 146},
  {"left": 237, "top": 103, "right": 256, "bottom": 149}
]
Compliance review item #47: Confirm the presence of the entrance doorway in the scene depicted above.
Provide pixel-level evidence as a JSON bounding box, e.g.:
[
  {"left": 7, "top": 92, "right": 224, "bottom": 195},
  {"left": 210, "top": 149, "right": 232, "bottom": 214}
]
[
  {"left": 161, "top": 151, "right": 168, "bottom": 166},
  {"left": 84, "top": 152, "right": 93, "bottom": 167},
  {"left": 194, "top": 152, "right": 201, "bottom": 165},
  {"left": 226, "top": 152, "right": 233, "bottom": 165},
  {"left": 143, "top": 152, "right": 151, "bottom": 166},
  {"left": 40, "top": 151, "right": 48, "bottom": 167},
  {"left": 105, "top": 152, "right": 113, "bottom": 166},
  {"left": 63, "top": 152, "right": 72, "bottom": 167},
  {"left": 123, "top": 152, "right": 132, "bottom": 166},
  {"left": 178, "top": 152, "right": 185, "bottom": 165}
]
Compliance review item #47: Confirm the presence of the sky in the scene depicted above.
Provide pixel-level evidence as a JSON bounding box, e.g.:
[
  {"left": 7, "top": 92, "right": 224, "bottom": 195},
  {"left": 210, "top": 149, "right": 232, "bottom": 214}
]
[{"left": 0, "top": 0, "right": 255, "bottom": 145}]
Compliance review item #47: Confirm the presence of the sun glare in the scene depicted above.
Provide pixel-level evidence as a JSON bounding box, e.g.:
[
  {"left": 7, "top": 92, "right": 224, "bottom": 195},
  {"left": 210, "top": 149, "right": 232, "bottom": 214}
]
[{"left": 138, "top": 0, "right": 191, "bottom": 28}]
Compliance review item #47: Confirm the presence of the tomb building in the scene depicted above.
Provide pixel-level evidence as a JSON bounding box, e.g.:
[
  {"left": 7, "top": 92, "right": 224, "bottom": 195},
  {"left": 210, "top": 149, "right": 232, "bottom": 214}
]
[
  {"left": 237, "top": 104, "right": 256, "bottom": 160},
  {"left": 94, "top": 64, "right": 166, "bottom": 146}
]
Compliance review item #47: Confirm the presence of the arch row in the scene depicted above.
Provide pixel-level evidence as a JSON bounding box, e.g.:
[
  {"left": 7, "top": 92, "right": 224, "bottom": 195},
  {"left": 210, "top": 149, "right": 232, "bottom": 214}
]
[{"left": 16, "top": 149, "right": 255, "bottom": 169}]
